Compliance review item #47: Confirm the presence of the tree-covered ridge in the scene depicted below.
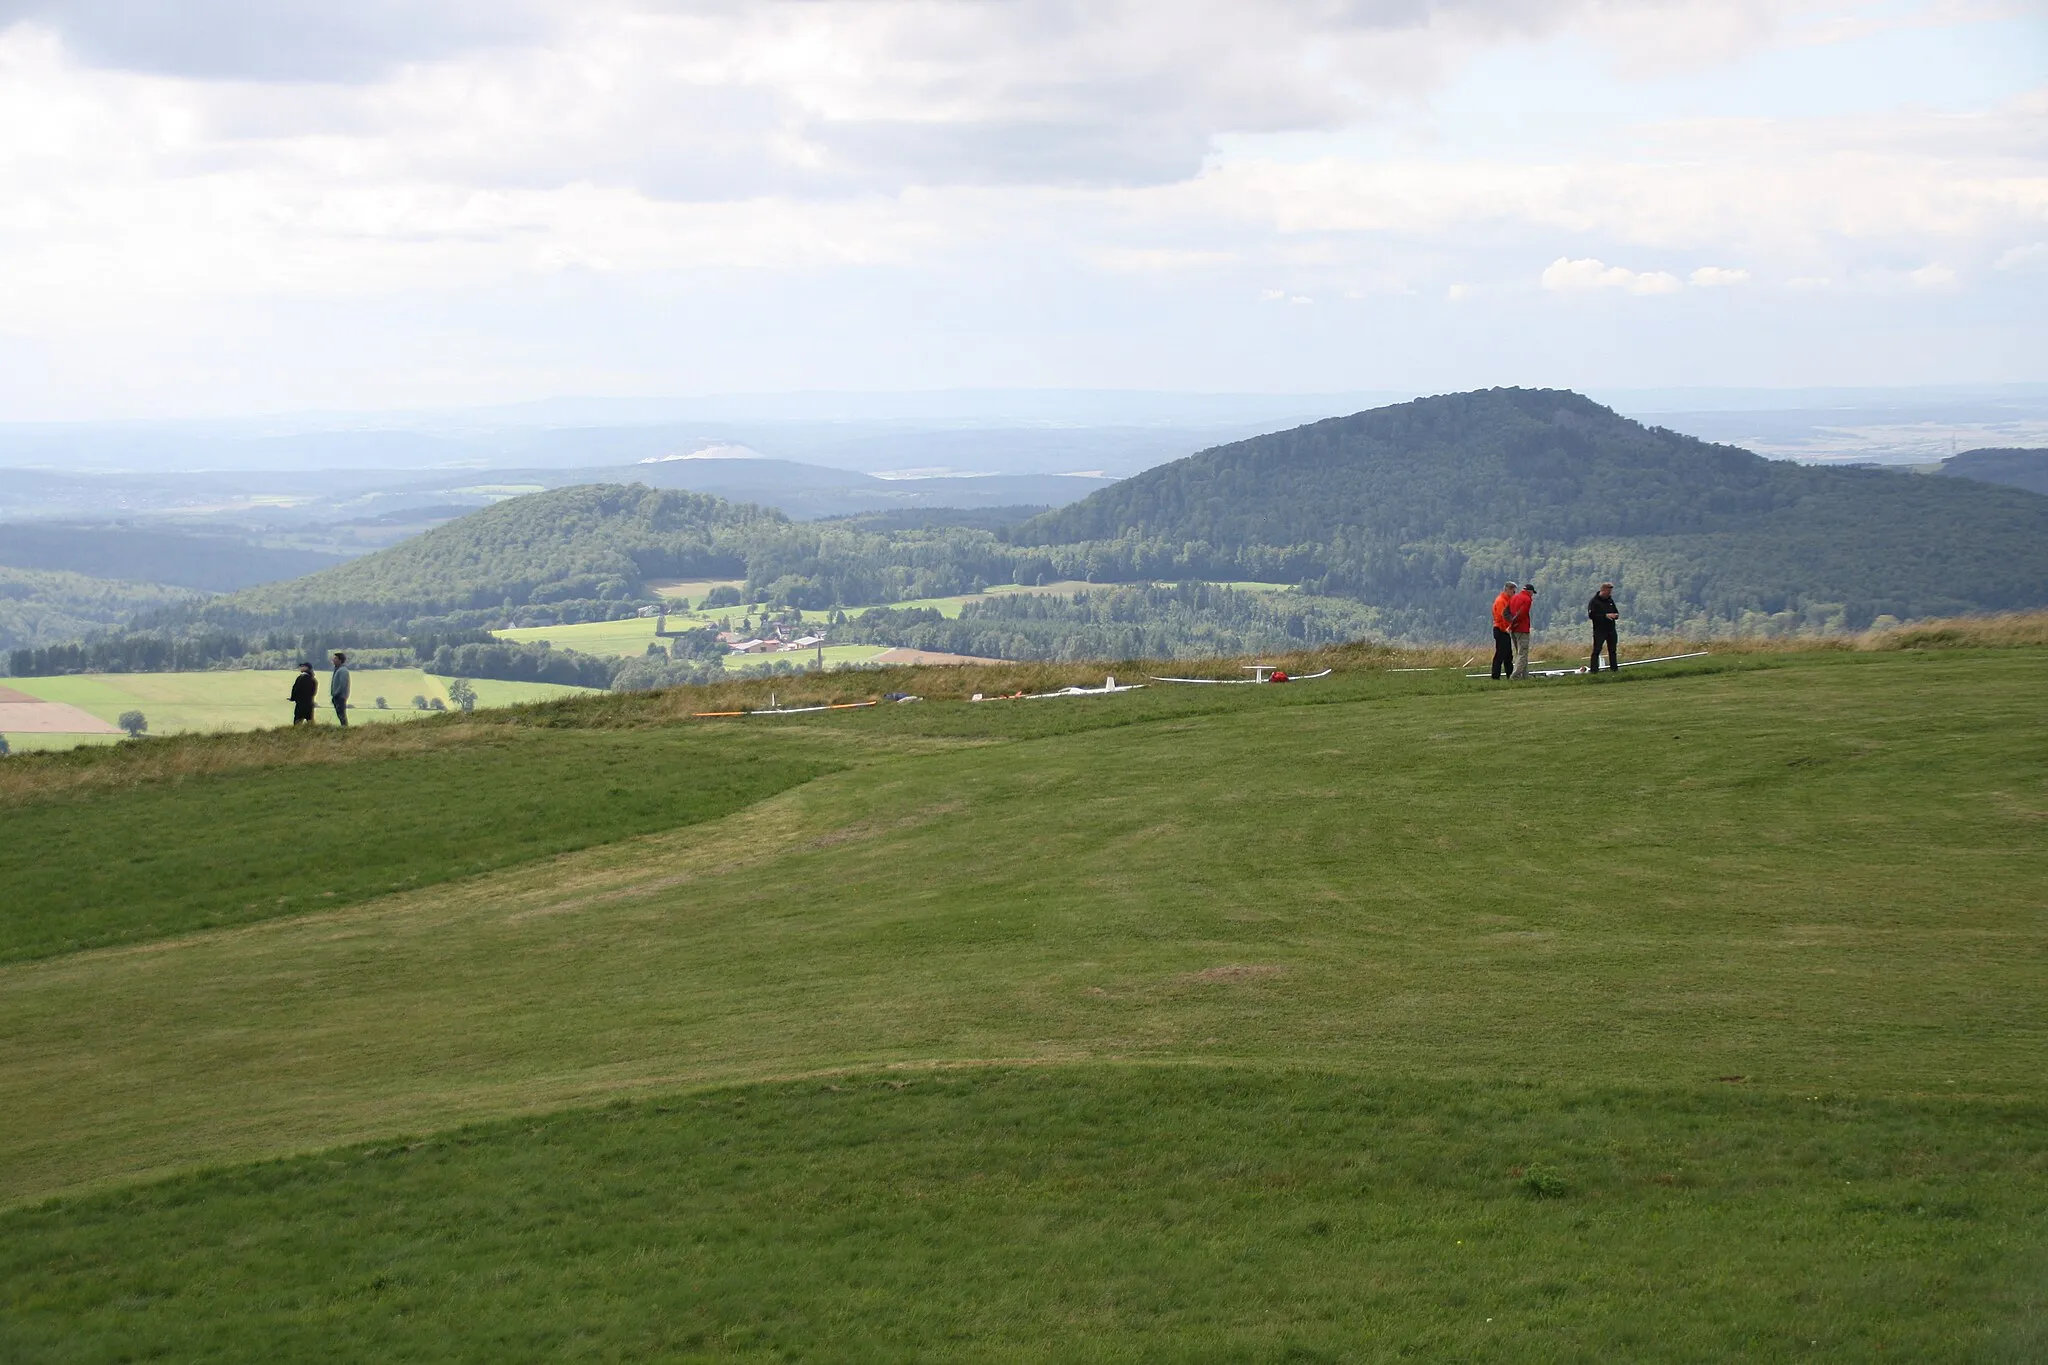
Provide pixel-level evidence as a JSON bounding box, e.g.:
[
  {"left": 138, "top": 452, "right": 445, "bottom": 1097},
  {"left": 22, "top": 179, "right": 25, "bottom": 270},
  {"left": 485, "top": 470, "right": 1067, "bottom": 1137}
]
[
  {"left": 1940, "top": 447, "right": 2048, "bottom": 497},
  {"left": 1013, "top": 388, "right": 2048, "bottom": 634}
]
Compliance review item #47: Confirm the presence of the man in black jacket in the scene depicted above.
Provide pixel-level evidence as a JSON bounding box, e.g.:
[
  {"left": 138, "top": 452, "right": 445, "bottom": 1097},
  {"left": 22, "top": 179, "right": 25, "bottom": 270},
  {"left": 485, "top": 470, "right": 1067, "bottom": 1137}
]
[
  {"left": 289, "top": 663, "right": 317, "bottom": 724},
  {"left": 1587, "top": 583, "right": 1619, "bottom": 673}
]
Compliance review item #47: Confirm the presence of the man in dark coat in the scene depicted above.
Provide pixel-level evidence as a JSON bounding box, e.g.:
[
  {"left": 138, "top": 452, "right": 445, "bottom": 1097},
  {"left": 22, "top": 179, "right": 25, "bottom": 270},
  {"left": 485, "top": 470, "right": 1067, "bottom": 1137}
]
[
  {"left": 1587, "top": 582, "right": 1620, "bottom": 673},
  {"left": 289, "top": 663, "right": 317, "bottom": 725}
]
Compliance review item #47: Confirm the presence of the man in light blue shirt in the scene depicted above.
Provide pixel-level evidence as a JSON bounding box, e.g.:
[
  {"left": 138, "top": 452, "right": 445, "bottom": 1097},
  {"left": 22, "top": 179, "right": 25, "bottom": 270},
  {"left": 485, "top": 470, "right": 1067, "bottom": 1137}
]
[{"left": 330, "top": 652, "right": 352, "bottom": 727}]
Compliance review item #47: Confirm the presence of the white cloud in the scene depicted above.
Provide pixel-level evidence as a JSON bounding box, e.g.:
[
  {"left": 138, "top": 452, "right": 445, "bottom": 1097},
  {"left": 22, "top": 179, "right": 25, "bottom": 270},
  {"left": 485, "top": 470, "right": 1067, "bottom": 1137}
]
[
  {"left": 0, "top": 1, "right": 2039, "bottom": 413},
  {"left": 1995, "top": 241, "right": 2048, "bottom": 270},
  {"left": 1689, "top": 265, "right": 1751, "bottom": 286},
  {"left": 1909, "top": 262, "right": 1959, "bottom": 288},
  {"left": 1542, "top": 257, "right": 1683, "bottom": 295}
]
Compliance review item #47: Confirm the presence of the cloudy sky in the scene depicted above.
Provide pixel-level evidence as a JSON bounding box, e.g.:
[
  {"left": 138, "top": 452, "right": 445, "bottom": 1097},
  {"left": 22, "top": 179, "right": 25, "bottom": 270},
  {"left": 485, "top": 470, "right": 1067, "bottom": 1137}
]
[{"left": 0, "top": 0, "right": 2041, "bottom": 418}]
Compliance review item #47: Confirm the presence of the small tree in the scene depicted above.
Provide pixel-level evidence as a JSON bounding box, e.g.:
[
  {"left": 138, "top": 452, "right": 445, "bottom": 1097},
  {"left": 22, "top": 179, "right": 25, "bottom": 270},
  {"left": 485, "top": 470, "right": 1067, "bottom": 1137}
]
[
  {"left": 117, "top": 710, "right": 148, "bottom": 738},
  {"left": 427, "top": 697, "right": 447, "bottom": 712},
  {"left": 412, "top": 695, "right": 429, "bottom": 710},
  {"left": 374, "top": 696, "right": 389, "bottom": 710},
  {"left": 0, "top": 734, "right": 11, "bottom": 757},
  {"left": 446, "top": 678, "right": 478, "bottom": 712}
]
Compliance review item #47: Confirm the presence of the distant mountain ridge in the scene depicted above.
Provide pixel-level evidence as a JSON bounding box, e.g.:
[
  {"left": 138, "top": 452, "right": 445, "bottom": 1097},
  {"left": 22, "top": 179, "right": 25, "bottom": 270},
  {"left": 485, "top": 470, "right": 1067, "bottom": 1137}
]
[{"left": 0, "top": 522, "right": 346, "bottom": 593}]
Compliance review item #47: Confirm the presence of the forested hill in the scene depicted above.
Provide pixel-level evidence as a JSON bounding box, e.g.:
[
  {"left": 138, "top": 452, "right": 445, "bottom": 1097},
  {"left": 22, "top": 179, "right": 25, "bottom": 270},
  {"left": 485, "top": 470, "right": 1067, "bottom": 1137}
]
[
  {"left": 196, "top": 485, "right": 784, "bottom": 629},
  {"left": 1940, "top": 447, "right": 2048, "bottom": 496},
  {"left": 1015, "top": 388, "right": 2048, "bottom": 635}
]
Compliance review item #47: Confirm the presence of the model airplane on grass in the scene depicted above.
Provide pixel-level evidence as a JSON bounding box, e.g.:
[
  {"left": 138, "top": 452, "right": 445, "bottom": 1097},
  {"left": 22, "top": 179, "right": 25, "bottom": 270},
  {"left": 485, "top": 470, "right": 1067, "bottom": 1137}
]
[
  {"left": 1150, "top": 665, "right": 1333, "bottom": 685},
  {"left": 1463, "top": 651, "right": 1710, "bottom": 679},
  {"left": 972, "top": 676, "right": 1145, "bottom": 701},
  {"left": 693, "top": 691, "right": 881, "bottom": 717}
]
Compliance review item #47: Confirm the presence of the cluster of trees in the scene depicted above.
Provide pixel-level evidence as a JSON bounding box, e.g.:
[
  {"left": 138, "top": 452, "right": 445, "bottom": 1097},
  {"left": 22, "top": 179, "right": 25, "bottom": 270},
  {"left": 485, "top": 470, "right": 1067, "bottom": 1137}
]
[
  {"left": 7, "top": 624, "right": 625, "bottom": 690},
  {"left": 838, "top": 583, "right": 1382, "bottom": 661},
  {"left": 421, "top": 641, "right": 621, "bottom": 689},
  {"left": 0, "top": 566, "right": 200, "bottom": 656}
]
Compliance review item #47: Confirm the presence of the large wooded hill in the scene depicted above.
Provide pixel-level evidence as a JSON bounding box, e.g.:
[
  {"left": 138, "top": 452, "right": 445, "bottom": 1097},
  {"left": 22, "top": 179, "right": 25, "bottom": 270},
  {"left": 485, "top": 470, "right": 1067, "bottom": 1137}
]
[{"left": 1018, "top": 388, "right": 2048, "bottom": 636}]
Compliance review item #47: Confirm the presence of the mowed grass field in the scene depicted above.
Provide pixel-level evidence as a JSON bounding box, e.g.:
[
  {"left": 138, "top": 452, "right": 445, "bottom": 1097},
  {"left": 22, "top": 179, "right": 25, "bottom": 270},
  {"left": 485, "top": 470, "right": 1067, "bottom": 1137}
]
[
  {"left": 5, "top": 669, "right": 596, "bottom": 736},
  {"left": 1, "top": 647, "right": 2044, "bottom": 1359}
]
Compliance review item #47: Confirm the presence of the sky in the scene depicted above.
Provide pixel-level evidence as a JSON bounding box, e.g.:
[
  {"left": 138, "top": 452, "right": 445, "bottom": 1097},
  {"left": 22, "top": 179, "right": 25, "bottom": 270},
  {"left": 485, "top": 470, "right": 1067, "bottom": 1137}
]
[{"left": 0, "top": 0, "right": 2042, "bottom": 420}]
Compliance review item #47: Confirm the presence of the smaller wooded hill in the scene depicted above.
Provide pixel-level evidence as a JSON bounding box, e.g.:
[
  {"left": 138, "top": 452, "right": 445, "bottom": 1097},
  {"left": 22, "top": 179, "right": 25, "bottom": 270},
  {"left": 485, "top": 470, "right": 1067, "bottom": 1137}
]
[
  {"left": 1940, "top": 447, "right": 2048, "bottom": 496},
  {"left": 199, "top": 485, "right": 781, "bottom": 629},
  {"left": 1017, "top": 388, "right": 2048, "bottom": 635},
  {"left": 0, "top": 523, "right": 344, "bottom": 592}
]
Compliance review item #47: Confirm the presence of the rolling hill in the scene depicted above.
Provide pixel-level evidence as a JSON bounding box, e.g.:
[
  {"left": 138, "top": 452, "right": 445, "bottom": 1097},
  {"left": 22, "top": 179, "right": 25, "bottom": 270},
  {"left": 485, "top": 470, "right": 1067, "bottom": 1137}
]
[
  {"left": 1019, "top": 388, "right": 2048, "bottom": 635},
  {"left": 1939, "top": 445, "right": 2048, "bottom": 496}
]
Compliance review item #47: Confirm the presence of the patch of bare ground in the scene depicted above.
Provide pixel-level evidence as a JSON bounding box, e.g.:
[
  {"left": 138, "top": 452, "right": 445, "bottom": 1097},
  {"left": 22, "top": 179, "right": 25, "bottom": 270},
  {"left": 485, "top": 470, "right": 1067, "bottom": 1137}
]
[{"left": 1181, "top": 964, "right": 1287, "bottom": 984}]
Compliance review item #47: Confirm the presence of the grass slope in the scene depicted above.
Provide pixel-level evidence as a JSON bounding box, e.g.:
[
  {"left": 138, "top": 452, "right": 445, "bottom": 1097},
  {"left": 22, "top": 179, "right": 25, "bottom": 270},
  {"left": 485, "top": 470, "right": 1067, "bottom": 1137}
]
[
  {"left": 1, "top": 647, "right": 2043, "bottom": 1357},
  {"left": 5, "top": 1069, "right": 2039, "bottom": 1362},
  {"left": 0, "top": 727, "right": 836, "bottom": 962}
]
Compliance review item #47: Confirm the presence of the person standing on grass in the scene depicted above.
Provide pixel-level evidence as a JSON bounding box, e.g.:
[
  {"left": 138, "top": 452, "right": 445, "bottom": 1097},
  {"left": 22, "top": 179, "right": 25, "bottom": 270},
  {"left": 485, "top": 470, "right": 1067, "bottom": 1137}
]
[
  {"left": 1587, "top": 582, "right": 1620, "bottom": 673},
  {"left": 330, "top": 652, "right": 351, "bottom": 727},
  {"left": 1490, "top": 581, "right": 1518, "bottom": 679},
  {"left": 1507, "top": 582, "right": 1535, "bottom": 679},
  {"left": 289, "top": 663, "right": 317, "bottom": 725}
]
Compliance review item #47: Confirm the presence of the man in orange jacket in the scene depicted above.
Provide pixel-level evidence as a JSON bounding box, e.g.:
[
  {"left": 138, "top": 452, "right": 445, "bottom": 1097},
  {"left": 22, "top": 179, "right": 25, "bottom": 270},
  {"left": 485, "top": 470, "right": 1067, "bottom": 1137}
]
[
  {"left": 1507, "top": 582, "right": 1535, "bottom": 678},
  {"left": 1490, "top": 581, "right": 1517, "bottom": 679}
]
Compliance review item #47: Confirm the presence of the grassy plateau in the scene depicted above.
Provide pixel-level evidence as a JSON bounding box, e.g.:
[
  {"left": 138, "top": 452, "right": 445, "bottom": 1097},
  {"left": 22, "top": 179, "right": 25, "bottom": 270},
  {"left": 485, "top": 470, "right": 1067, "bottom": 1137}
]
[{"left": 1, "top": 629, "right": 2043, "bottom": 1360}]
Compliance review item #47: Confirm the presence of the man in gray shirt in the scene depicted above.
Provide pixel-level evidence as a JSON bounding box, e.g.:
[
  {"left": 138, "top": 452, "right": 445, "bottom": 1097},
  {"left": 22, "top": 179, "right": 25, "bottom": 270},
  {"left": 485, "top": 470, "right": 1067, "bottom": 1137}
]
[{"left": 330, "top": 652, "right": 352, "bottom": 727}]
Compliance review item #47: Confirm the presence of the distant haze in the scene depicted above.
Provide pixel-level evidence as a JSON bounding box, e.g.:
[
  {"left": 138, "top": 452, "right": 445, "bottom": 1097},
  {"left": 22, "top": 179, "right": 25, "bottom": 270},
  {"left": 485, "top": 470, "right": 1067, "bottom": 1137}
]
[{"left": 0, "top": 387, "right": 2043, "bottom": 482}]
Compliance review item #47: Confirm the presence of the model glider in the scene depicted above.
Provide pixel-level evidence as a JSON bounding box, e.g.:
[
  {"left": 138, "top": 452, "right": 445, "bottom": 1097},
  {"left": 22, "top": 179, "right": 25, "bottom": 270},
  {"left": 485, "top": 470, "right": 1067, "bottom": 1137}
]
[
  {"left": 971, "top": 676, "right": 1144, "bottom": 701},
  {"left": 1464, "top": 651, "right": 1709, "bottom": 679},
  {"left": 1149, "top": 666, "right": 1333, "bottom": 685},
  {"left": 693, "top": 697, "right": 880, "bottom": 717}
]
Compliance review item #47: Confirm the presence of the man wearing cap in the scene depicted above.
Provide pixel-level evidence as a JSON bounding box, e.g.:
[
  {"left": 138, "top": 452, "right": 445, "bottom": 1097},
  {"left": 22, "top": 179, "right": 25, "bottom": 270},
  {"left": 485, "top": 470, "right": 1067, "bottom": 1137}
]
[
  {"left": 1489, "top": 581, "right": 1518, "bottom": 680},
  {"left": 1587, "top": 582, "right": 1620, "bottom": 673},
  {"left": 1507, "top": 582, "right": 1535, "bottom": 679}
]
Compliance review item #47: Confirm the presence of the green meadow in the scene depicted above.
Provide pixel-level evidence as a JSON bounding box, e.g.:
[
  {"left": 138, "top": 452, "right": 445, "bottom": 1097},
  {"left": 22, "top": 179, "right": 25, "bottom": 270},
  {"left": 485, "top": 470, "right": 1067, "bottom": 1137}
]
[
  {"left": 5, "top": 669, "right": 595, "bottom": 735},
  {"left": 1, "top": 647, "right": 2043, "bottom": 1360}
]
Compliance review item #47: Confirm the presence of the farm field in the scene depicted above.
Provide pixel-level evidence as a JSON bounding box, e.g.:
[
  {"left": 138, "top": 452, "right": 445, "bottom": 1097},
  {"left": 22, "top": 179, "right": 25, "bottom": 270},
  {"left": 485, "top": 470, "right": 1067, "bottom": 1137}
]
[
  {"left": 1, "top": 645, "right": 2043, "bottom": 1359},
  {"left": 491, "top": 615, "right": 890, "bottom": 670},
  {"left": 495, "top": 614, "right": 704, "bottom": 658},
  {"left": 493, "top": 578, "right": 1268, "bottom": 659},
  {"left": 646, "top": 577, "right": 746, "bottom": 604},
  {"left": 2, "top": 670, "right": 596, "bottom": 738}
]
